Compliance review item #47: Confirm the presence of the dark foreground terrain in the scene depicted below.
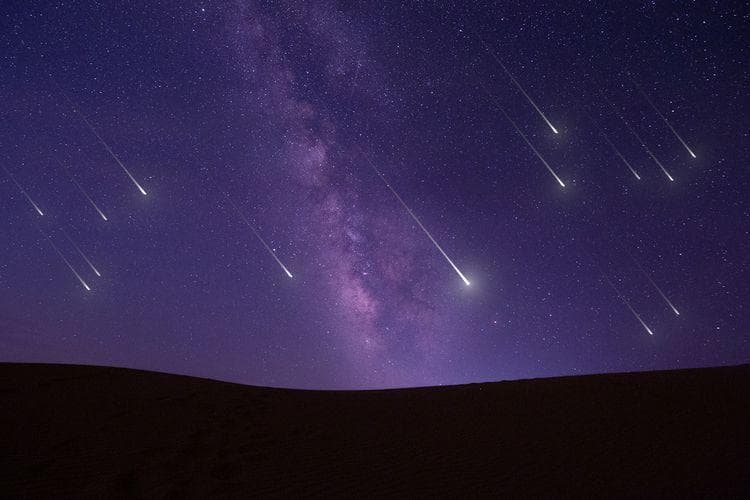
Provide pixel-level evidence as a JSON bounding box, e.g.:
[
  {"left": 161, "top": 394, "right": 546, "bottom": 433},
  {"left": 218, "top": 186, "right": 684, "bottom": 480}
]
[{"left": 1, "top": 363, "right": 749, "bottom": 497}]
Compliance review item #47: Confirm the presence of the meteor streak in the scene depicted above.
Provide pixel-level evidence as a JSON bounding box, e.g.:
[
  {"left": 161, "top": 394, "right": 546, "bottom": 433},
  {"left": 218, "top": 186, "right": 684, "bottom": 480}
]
[
  {"left": 2, "top": 165, "right": 44, "bottom": 216},
  {"left": 57, "top": 86, "right": 147, "bottom": 195},
  {"left": 585, "top": 110, "right": 641, "bottom": 180},
  {"left": 604, "top": 275, "right": 654, "bottom": 336},
  {"left": 628, "top": 254, "right": 680, "bottom": 316},
  {"left": 483, "top": 43, "right": 559, "bottom": 134},
  {"left": 479, "top": 82, "right": 566, "bottom": 187},
  {"left": 55, "top": 158, "right": 108, "bottom": 221},
  {"left": 633, "top": 82, "right": 696, "bottom": 158},
  {"left": 600, "top": 94, "right": 675, "bottom": 182},
  {"left": 35, "top": 225, "right": 90, "bottom": 291},
  {"left": 366, "top": 157, "right": 471, "bottom": 286},
  {"left": 60, "top": 228, "right": 101, "bottom": 277},
  {"left": 220, "top": 190, "right": 293, "bottom": 279}
]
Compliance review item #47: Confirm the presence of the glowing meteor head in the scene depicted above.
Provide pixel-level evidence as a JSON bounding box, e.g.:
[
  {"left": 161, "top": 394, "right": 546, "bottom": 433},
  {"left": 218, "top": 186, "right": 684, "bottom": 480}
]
[
  {"left": 139, "top": 187, "right": 148, "bottom": 196},
  {"left": 551, "top": 126, "right": 559, "bottom": 134}
]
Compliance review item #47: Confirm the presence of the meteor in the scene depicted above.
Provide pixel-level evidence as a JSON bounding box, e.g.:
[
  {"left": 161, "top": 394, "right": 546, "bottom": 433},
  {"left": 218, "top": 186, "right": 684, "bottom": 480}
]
[
  {"left": 2, "top": 165, "right": 44, "bottom": 216},
  {"left": 633, "top": 81, "right": 696, "bottom": 159},
  {"left": 479, "top": 82, "right": 566, "bottom": 187},
  {"left": 55, "top": 158, "right": 108, "bottom": 221},
  {"left": 628, "top": 254, "right": 680, "bottom": 316},
  {"left": 585, "top": 110, "right": 641, "bottom": 180},
  {"left": 483, "top": 43, "right": 559, "bottom": 134},
  {"left": 604, "top": 275, "right": 654, "bottom": 336},
  {"left": 57, "top": 85, "right": 147, "bottom": 196},
  {"left": 600, "top": 94, "right": 675, "bottom": 182},
  {"left": 35, "top": 225, "right": 90, "bottom": 291},
  {"left": 366, "top": 157, "right": 471, "bottom": 286},
  {"left": 219, "top": 190, "right": 293, "bottom": 279},
  {"left": 60, "top": 228, "right": 101, "bottom": 277}
]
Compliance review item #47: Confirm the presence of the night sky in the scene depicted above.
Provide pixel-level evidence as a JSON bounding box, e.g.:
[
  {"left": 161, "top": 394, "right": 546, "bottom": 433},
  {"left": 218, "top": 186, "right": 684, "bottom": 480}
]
[{"left": 1, "top": 1, "right": 748, "bottom": 389}]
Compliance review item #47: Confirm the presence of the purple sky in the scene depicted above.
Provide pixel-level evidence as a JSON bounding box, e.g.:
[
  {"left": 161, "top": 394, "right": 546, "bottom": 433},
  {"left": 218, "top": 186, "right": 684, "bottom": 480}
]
[{"left": 1, "top": 1, "right": 748, "bottom": 389}]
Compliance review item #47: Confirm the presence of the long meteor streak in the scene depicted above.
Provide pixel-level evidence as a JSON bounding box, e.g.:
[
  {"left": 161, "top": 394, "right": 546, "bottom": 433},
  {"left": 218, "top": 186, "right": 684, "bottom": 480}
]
[
  {"left": 483, "top": 43, "right": 559, "bottom": 134},
  {"left": 57, "top": 87, "right": 147, "bottom": 195},
  {"left": 220, "top": 191, "right": 293, "bottom": 279},
  {"left": 633, "top": 82, "right": 696, "bottom": 158},
  {"left": 35, "top": 225, "right": 90, "bottom": 291},
  {"left": 585, "top": 110, "right": 641, "bottom": 180},
  {"left": 55, "top": 158, "right": 108, "bottom": 221},
  {"left": 60, "top": 228, "right": 101, "bottom": 277},
  {"left": 601, "top": 94, "right": 674, "bottom": 182},
  {"left": 480, "top": 82, "right": 566, "bottom": 187},
  {"left": 367, "top": 158, "right": 471, "bottom": 286},
  {"left": 604, "top": 275, "right": 654, "bottom": 336},
  {"left": 2, "top": 165, "right": 44, "bottom": 216}
]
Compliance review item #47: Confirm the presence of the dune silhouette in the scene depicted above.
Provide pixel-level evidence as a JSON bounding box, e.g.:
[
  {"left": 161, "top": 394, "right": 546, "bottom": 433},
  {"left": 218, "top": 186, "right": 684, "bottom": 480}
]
[{"left": 2, "top": 363, "right": 748, "bottom": 497}]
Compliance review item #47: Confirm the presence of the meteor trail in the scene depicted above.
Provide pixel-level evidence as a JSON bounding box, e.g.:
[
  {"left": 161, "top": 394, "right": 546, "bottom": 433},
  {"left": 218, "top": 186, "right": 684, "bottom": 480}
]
[
  {"left": 219, "top": 189, "right": 293, "bottom": 279},
  {"left": 2, "top": 165, "right": 44, "bottom": 216},
  {"left": 60, "top": 228, "right": 101, "bottom": 277},
  {"left": 585, "top": 110, "right": 641, "bottom": 180},
  {"left": 56, "top": 85, "right": 147, "bottom": 195},
  {"left": 366, "top": 157, "right": 471, "bottom": 287},
  {"left": 633, "top": 81, "right": 696, "bottom": 159},
  {"left": 600, "top": 94, "right": 675, "bottom": 182},
  {"left": 628, "top": 254, "right": 680, "bottom": 316},
  {"left": 603, "top": 275, "right": 654, "bottom": 336},
  {"left": 35, "top": 225, "right": 90, "bottom": 291},
  {"left": 479, "top": 82, "right": 566, "bottom": 187},
  {"left": 483, "top": 43, "right": 559, "bottom": 134},
  {"left": 55, "top": 158, "right": 108, "bottom": 221}
]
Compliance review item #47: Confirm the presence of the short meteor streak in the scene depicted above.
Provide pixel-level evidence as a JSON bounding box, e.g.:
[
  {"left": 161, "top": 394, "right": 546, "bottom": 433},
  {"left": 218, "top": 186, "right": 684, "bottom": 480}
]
[
  {"left": 604, "top": 275, "right": 654, "bottom": 335},
  {"left": 633, "top": 82, "right": 696, "bottom": 159},
  {"left": 483, "top": 43, "right": 559, "bottom": 134},
  {"left": 585, "top": 110, "right": 641, "bottom": 180},
  {"left": 57, "top": 86, "right": 147, "bottom": 195},
  {"left": 220, "top": 190, "right": 293, "bottom": 279},
  {"left": 480, "top": 82, "right": 566, "bottom": 187},
  {"left": 2, "top": 165, "right": 44, "bottom": 216},
  {"left": 55, "top": 158, "right": 108, "bottom": 221},
  {"left": 60, "top": 228, "right": 101, "bottom": 277},
  {"left": 601, "top": 95, "right": 675, "bottom": 182},
  {"left": 367, "top": 158, "right": 471, "bottom": 286},
  {"left": 629, "top": 255, "right": 680, "bottom": 316},
  {"left": 35, "top": 225, "right": 90, "bottom": 291}
]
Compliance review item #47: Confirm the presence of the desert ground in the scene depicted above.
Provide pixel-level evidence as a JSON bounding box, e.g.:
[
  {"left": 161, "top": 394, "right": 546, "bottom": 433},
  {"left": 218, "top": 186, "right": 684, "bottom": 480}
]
[{"left": 2, "top": 363, "right": 748, "bottom": 497}]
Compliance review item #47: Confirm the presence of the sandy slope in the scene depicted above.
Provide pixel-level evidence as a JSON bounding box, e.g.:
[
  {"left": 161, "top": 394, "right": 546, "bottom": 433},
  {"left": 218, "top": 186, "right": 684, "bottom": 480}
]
[{"left": 1, "top": 363, "right": 749, "bottom": 497}]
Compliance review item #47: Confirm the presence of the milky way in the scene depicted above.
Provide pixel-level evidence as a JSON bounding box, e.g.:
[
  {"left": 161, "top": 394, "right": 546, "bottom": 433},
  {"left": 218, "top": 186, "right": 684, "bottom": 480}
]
[{"left": 0, "top": 2, "right": 747, "bottom": 389}]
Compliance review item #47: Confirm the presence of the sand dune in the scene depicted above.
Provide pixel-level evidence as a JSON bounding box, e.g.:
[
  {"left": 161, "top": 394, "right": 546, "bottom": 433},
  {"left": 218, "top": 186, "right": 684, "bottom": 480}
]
[{"left": 1, "top": 363, "right": 749, "bottom": 497}]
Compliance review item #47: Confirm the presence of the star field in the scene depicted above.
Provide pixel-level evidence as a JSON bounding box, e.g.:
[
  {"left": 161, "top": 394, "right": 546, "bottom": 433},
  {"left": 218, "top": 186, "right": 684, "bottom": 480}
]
[{"left": 1, "top": 1, "right": 748, "bottom": 389}]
